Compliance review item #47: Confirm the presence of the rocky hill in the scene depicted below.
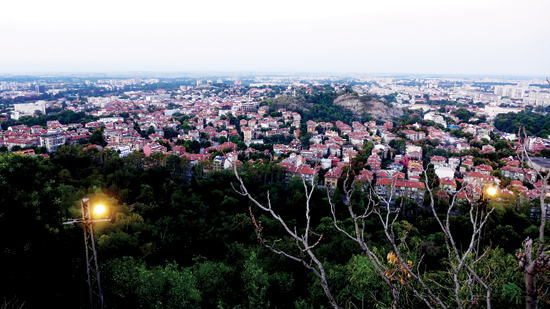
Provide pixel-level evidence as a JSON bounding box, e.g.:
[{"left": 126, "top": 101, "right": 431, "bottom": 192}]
[
  {"left": 267, "top": 93, "right": 403, "bottom": 122},
  {"left": 333, "top": 94, "right": 403, "bottom": 122},
  {"left": 269, "top": 95, "right": 314, "bottom": 111}
]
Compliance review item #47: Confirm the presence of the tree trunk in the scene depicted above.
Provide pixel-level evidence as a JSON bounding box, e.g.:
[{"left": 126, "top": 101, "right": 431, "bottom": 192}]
[
  {"left": 525, "top": 268, "right": 539, "bottom": 309},
  {"left": 521, "top": 238, "right": 550, "bottom": 309},
  {"left": 392, "top": 288, "right": 400, "bottom": 309}
]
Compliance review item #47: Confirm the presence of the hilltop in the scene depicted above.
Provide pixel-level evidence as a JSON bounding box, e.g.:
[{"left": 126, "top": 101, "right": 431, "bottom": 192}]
[
  {"left": 267, "top": 93, "right": 403, "bottom": 122},
  {"left": 267, "top": 95, "right": 315, "bottom": 111},
  {"left": 333, "top": 94, "right": 404, "bottom": 122}
]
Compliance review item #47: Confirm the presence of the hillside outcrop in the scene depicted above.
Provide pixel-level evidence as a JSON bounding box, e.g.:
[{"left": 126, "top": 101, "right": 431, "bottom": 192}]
[{"left": 333, "top": 94, "right": 403, "bottom": 122}]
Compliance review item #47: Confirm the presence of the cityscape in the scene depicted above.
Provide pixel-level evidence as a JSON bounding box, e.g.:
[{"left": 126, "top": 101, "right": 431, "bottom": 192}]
[
  {"left": 2, "top": 72, "right": 550, "bottom": 308},
  {"left": 2, "top": 0, "right": 550, "bottom": 308}
]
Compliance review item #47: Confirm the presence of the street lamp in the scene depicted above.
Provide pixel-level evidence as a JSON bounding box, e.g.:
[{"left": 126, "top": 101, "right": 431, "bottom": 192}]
[
  {"left": 94, "top": 205, "right": 106, "bottom": 216},
  {"left": 486, "top": 186, "right": 497, "bottom": 197},
  {"left": 63, "top": 198, "right": 111, "bottom": 309},
  {"left": 475, "top": 185, "right": 497, "bottom": 258}
]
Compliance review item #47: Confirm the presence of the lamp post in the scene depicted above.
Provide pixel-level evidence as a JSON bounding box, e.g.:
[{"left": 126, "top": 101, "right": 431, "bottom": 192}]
[
  {"left": 475, "top": 185, "right": 497, "bottom": 258},
  {"left": 486, "top": 186, "right": 497, "bottom": 198},
  {"left": 63, "top": 198, "right": 110, "bottom": 309}
]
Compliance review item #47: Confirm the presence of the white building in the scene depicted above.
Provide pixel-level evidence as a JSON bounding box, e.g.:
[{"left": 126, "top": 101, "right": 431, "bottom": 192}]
[
  {"left": 98, "top": 117, "right": 124, "bottom": 125},
  {"left": 14, "top": 101, "right": 47, "bottom": 116},
  {"left": 435, "top": 166, "right": 455, "bottom": 180},
  {"left": 484, "top": 106, "right": 523, "bottom": 118}
]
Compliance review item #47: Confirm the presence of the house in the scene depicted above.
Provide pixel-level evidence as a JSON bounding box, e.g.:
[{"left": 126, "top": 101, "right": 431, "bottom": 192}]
[
  {"left": 430, "top": 156, "right": 447, "bottom": 168},
  {"left": 306, "top": 120, "right": 317, "bottom": 133},
  {"left": 14, "top": 149, "right": 36, "bottom": 156},
  {"left": 355, "top": 169, "right": 374, "bottom": 182},
  {"left": 213, "top": 156, "right": 231, "bottom": 172},
  {"left": 172, "top": 145, "right": 186, "bottom": 156},
  {"left": 285, "top": 164, "right": 319, "bottom": 184},
  {"left": 242, "top": 127, "right": 253, "bottom": 141},
  {"left": 440, "top": 178, "right": 457, "bottom": 194},
  {"left": 405, "top": 144, "right": 423, "bottom": 159},
  {"left": 367, "top": 154, "right": 382, "bottom": 171},
  {"left": 3, "top": 138, "right": 35, "bottom": 151},
  {"left": 309, "top": 135, "right": 323, "bottom": 145},
  {"left": 474, "top": 164, "right": 493, "bottom": 176},
  {"left": 409, "top": 164, "right": 424, "bottom": 178},
  {"left": 460, "top": 160, "right": 474, "bottom": 172},
  {"left": 501, "top": 166, "right": 537, "bottom": 183},
  {"left": 324, "top": 167, "right": 343, "bottom": 188},
  {"left": 481, "top": 145, "right": 496, "bottom": 153},
  {"left": 143, "top": 143, "right": 167, "bottom": 157},
  {"left": 401, "top": 130, "right": 426, "bottom": 141},
  {"left": 448, "top": 157, "right": 461, "bottom": 169},
  {"left": 310, "top": 143, "right": 328, "bottom": 155},
  {"left": 463, "top": 172, "right": 500, "bottom": 186},
  {"left": 456, "top": 143, "right": 471, "bottom": 152},
  {"left": 111, "top": 145, "right": 131, "bottom": 157},
  {"left": 375, "top": 178, "right": 426, "bottom": 206}
]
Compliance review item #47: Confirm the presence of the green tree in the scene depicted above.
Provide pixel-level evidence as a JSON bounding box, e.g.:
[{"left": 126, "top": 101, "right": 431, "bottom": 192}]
[
  {"left": 217, "top": 136, "right": 227, "bottom": 144},
  {"left": 90, "top": 128, "right": 106, "bottom": 146},
  {"left": 453, "top": 108, "right": 473, "bottom": 121},
  {"left": 103, "top": 257, "right": 201, "bottom": 308},
  {"left": 163, "top": 127, "right": 179, "bottom": 139}
]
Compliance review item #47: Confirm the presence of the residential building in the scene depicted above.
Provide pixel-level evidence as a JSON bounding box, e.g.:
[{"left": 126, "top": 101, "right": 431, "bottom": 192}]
[
  {"left": 40, "top": 129, "right": 66, "bottom": 152},
  {"left": 375, "top": 178, "right": 426, "bottom": 206},
  {"left": 324, "top": 167, "right": 343, "bottom": 188}
]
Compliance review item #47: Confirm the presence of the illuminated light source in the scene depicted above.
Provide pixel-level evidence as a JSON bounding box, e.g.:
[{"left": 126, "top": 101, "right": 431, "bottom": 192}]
[
  {"left": 94, "top": 205, "right": 106, "bottom": 216},
  {"left": 486, "top": 186, "right": 497, "bottom": 196}
]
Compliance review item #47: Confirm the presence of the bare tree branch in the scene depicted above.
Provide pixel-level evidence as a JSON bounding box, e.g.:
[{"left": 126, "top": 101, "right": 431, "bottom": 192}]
[{"left": 231, "top": 158, "right": 343, "bottom": 309}]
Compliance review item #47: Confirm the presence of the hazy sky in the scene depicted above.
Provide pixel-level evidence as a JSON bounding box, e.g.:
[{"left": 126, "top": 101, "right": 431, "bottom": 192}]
[{"left": 1, "top": 0, "right": 548, "bottom": 76}]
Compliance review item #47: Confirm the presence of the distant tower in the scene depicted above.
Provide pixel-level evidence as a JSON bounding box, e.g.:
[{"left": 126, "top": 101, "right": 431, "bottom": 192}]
[{"left": 35, "top": 84, "right": 45, "bottom": 94}]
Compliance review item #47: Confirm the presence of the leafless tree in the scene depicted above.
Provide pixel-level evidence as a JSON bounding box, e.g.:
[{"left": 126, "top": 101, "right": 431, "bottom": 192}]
[
  {"left": 231, "top": 160, "right": 342, "bottom": 309},
  {"left": 1, "top": 297, "right": 25, "bottom": 309},
  {"left": 327, "top": 166, "right": 494, "bottom": 309},
  {"left": 232, "top": 152, "right": 498, "bottom": 308},
  {"left": 510, "top": 125, "right": 550, "bottom": 309}
]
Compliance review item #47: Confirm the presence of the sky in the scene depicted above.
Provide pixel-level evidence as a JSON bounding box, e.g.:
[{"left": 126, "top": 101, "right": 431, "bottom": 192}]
[{"left": 0, "top": 0, "right": 549, "bottom": 76}]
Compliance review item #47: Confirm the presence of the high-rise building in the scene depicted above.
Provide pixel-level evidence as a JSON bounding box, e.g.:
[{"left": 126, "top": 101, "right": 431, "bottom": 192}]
[{"left": 35, "top": 84, "right": 45, "bottom": 93}]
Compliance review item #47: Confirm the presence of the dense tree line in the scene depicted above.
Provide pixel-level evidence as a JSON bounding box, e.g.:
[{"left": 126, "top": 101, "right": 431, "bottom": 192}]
[
  {"left": 0, "top": 110, "right": 98, "bottom": 129},
  {"left": 494, "top": 110, "right": 550, "bottom": 137},
  {"left": 263, "top": 91, "right": 361, "bottom": 125},
  {"left": 0, "top": 145, "right": 546, "bottom": 308}
]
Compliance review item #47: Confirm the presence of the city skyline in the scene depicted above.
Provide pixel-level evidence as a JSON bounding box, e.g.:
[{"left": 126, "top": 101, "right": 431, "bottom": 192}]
[{"left": 1, "top": 0, "right": 549, "bottom": 76}]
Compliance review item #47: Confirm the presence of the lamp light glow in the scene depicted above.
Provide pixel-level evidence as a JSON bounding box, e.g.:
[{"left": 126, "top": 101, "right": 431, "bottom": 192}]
[
  {"left": 94, "top": 205, "right": 106, "bottom": 215},
  {"left": 486, "top": 186, "right": 497, "bottom": 196}
]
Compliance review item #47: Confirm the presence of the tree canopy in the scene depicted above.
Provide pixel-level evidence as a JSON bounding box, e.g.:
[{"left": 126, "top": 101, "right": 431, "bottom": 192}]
[
  {"left": 0, "top": 145, "right": 540, "bottom": 308},
  {"left": 494, "top": 110, "right": 550, "bottom": 137}
]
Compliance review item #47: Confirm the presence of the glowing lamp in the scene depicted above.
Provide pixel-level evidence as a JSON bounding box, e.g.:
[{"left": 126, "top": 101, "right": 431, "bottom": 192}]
[
  {"left": 486, "top": 186, "right": 497, "bottom": 197},
  {"left": 94, "top": 205, "right": 106, "bottom": 216}
]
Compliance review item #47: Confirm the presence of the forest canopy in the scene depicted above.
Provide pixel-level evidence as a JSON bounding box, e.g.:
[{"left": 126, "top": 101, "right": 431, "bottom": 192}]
[
  {"left": 494, "top": 110, "right": 550, "bottom": 137},
  {"left": 0, "top": 145, "right": 543, "bottom": 309}
]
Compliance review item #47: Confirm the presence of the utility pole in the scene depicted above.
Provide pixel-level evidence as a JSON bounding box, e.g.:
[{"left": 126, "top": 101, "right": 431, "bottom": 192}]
[{"left": 64, "top": 198, "right": 110, "bottom": 309}]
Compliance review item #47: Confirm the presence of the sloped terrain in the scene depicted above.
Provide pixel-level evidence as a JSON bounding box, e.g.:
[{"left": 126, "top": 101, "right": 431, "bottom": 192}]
[
  {"left": 333, "top": 94, "right": 403, "bottom": 122},
  {"left": 269, "top": 95, "right": 315, "bottom": 111}
]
